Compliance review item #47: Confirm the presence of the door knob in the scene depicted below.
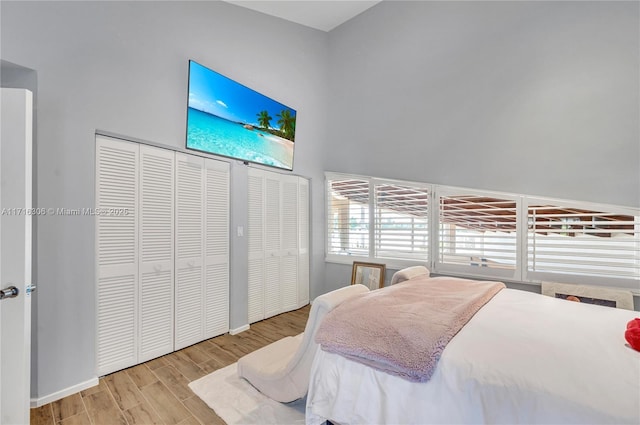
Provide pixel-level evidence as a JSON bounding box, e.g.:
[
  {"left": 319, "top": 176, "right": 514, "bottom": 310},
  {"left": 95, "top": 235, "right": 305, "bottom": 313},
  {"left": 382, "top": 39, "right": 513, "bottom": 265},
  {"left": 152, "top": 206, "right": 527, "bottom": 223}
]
[{"left": 0, "top": 285, "right": 19, "bottom": 300}]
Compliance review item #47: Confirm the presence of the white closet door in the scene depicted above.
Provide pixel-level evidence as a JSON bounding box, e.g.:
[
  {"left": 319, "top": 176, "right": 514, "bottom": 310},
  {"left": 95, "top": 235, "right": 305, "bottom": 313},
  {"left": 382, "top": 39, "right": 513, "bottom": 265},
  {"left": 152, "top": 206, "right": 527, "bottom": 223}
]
[
  {"left": 263, "top": 173, "right": 282, "bottom": 319},
  {"left": 247, "top": 170, "right": 311, "bottom": 322},
  {"left": 96, "top": 136, "right": 139, "bottom": 376},
  {"left": 203, "top": 159, "right": 229, "bottom": 339},
  {"left": 297, "top": 178, "right": 310, "bottom": 306},
  {"left": 280, "top": 175, "right": 299, "bottom": 312},
  {"left": 247, "top": 169, "right": 265, "bottom": 323},
  {"left": 174, "top": 153, "right": 204, "bottom": 350},
  {"left": 138, "top": 145, "right": 174, "bottom": 362}
]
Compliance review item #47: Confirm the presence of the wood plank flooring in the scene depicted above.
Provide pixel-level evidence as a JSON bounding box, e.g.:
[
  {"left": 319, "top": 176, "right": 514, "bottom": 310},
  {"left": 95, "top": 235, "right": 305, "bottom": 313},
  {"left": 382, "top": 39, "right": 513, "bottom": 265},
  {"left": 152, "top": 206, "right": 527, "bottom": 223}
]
[{"left": 31, "top": 305, "right": 310, "bottom": 425}]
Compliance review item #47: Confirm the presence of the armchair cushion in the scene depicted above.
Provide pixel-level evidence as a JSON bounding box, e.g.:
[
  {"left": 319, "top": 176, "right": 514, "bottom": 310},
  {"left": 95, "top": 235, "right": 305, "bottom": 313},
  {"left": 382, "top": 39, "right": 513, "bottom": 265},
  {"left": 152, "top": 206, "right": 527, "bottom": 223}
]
[{"left": 390, "top": 265, "right": 430, "bottom": 285}]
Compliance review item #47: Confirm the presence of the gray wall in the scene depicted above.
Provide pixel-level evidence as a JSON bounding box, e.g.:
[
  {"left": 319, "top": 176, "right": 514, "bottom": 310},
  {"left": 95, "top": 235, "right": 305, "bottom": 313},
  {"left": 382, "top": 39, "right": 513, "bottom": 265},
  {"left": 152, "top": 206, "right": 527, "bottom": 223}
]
[
  {"left": 1, "top": 0, "right": 328, "bottom": 400},
  {"left": 326, "top": 1, "right": 639, "bottom": 208},
  {"left": 323, "top": 1, "right": 639, "bottom": 298}
]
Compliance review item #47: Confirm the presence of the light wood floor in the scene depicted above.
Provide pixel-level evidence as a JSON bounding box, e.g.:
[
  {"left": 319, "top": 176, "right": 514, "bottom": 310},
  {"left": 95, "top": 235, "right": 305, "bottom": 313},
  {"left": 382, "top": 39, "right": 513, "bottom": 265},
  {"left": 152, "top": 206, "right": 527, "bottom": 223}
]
[{"left": 30, "top": 305, "right": 311, "bottom": 425}]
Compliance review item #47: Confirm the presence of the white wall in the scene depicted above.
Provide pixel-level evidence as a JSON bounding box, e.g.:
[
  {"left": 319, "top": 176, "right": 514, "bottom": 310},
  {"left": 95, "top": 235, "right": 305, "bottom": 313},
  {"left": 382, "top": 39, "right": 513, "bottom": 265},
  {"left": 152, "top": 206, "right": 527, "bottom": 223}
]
[
  {"left": 1, "top": 0, "right": 328, "bottom": 401},
  {"left": 326, "top": 1, "right": 639, "bottom": 208}
]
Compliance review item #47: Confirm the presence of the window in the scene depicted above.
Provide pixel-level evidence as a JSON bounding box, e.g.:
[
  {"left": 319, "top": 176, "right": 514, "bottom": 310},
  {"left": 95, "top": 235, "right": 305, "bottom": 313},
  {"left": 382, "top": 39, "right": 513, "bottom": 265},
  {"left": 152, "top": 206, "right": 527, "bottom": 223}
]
[
  {"left": 436, "top": 189, "right": 519, "bottom": 279},
  {"left": 326, "top": 174, "right": 431, "bottom": 263},
  {"left": 326, "top": 177, "right": 370, "bottom": 257},
  {"left": 526, "top": 199, "right": 640, "bottom": 284},
  {"left": 374, "top": 182, "right": 429, "bottom": 260},
  {"left": 325, "top": 172, "right": 640, "bottom": 289}
]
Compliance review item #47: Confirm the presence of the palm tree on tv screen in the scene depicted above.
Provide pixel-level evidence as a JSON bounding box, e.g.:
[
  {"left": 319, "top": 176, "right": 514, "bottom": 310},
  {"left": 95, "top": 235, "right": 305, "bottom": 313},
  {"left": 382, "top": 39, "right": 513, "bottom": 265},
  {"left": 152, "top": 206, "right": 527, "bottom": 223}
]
[
  {"left": 276, "top": 109, "right": 296, "bottom": 141},
  {"left": 256, "top": 110, "right": 272, "bottom": 129}
]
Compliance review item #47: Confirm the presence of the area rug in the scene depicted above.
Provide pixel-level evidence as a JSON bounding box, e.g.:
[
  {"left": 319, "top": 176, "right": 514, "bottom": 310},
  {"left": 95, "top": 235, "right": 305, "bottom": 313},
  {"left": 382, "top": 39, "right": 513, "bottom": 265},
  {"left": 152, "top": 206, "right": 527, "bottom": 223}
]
[{"left": 188, "top": 363, "right": 306, "bottom": 425}]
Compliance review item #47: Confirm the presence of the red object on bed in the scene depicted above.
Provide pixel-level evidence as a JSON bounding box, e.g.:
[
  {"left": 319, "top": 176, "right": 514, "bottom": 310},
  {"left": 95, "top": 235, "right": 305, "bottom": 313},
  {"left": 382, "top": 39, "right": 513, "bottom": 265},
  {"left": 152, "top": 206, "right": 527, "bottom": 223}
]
[{"left": 625, "top": 318, "right": 640, "bottom": 351}]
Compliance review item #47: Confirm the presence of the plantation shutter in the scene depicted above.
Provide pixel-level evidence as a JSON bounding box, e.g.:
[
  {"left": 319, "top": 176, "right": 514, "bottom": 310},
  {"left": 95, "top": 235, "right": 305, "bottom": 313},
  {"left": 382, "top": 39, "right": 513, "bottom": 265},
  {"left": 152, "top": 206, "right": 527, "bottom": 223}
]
[
  {"left": 96, "top": 136, "right": 139, "bottom": 376},
  {"left": 247, "top": 169, "right": 265, "bottom": 323},
  {"left": 326, "top": 177, "right": 370, "bottom": 257},
  {"left": 138, "top": 145, "right": 174, "bottom": 362},
  {"left": 374, "top": 181, "right": 430, "bottom": 261},
  {"left": 436, "top": 189, "right": 519, "bottom": 279},
  {"left": 203, "top": 159, "right": 230, "bottom": 339},
  {"left": 527, "top": 200, "right": 640, "bottom": 283},
  {"left": 174, "top": 153, "right": 204, "bottom": 350}
]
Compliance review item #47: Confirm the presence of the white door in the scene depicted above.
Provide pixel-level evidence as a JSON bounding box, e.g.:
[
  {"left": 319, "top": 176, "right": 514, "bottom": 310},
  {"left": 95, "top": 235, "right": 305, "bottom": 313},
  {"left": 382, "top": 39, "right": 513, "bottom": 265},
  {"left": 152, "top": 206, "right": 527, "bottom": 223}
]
[
  {"left": 280, "top": 175, "right": 299, "bottom": 312},
  {"left": 202, "top": 159, "right": 229, "bottom": 339},
  {"left": 138, "top": 145, "right": 174, "bottom": 363},
  {"left": 95, "top": 136, "right": 139, "bottom": 376},
  {"left": 263, "top": 174, "right": 281, "bottom": 319},
  {"left": 297, "top": 177, "right": 310, "bottom": 307},
  {"left": 0, "top": 88, "right": 33, "bottom": 425},
  {"left": 247, "top": 169, "right": 265, "bottom": 323},
  {"left": 174, "top": 153, "right": 204, "bottom": 350}
]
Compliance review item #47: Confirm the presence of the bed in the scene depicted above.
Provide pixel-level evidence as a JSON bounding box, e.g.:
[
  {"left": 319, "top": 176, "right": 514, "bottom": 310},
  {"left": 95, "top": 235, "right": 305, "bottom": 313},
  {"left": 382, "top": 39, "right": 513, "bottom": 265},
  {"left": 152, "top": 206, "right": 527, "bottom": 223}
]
[{"left": 306, "top": 274, "right": 640, "bottom": 425}]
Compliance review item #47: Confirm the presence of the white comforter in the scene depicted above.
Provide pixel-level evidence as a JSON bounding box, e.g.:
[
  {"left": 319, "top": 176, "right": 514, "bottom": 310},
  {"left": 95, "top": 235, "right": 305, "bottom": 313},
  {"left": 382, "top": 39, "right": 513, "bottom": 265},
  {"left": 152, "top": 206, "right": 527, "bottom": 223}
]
[{"left": 306, "top": 288, "right": 640, "bottom": 424}]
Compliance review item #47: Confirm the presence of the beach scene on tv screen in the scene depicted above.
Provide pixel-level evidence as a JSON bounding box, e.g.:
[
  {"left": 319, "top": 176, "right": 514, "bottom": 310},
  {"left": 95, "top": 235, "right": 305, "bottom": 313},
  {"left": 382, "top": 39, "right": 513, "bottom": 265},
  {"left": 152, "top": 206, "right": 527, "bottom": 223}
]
[{"left": 187, "top": 61, "right": 296, "bottom": 170}]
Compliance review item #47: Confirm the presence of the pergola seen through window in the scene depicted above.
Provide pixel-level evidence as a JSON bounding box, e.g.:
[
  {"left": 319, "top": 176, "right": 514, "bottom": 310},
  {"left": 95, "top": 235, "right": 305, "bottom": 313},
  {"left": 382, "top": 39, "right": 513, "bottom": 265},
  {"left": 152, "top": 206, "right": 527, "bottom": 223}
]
[{"left": 327, "top": 173, "right": 640, "bottom": 285}]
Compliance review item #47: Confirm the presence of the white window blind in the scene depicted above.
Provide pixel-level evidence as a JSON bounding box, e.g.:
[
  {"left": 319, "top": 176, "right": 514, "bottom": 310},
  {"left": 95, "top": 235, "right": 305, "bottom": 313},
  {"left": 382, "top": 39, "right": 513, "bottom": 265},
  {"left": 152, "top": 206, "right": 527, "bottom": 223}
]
[
  {"left": 326, "top": 172, "right": 640, "bottom": 289},
  {"left": 327, "top": 177, "right": 369, "bottom": 257},
  {"left": 374, "top": 182, "right": 429, "bottom": 260},
  {"left": 437, "top": 191, "right": 518, "bottom": 274},
  {"left": 527, "top": 201, "right": 640, "bottom": 281}
]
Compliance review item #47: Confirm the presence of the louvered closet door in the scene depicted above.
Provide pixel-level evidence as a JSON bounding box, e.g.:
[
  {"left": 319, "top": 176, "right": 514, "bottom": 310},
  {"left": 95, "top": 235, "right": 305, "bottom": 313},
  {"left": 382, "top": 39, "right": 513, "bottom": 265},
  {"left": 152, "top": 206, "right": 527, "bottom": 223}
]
[
  {"left": 96, "top": 136, "right": 139, "bottom": 376},
  {"left": 247, "top": 169, "right": 265, "bottom": 323},
  {"left": 280, "top": 175, "right": 299, "bottom": 312},
  {"left": 174, "top": 153, "right": 204, "bottom": 350},
  {"left": 263, "top": 173, "right": 282, "bottom": 319},
  {"left": 203, "top": 159, "right": 229, "bottom": 339},
  {"left": 297, "top": 178, "right": 310, "bottom": 307},
  {"left": 138, "top": 145, "right": 174, "bottom": 362}
]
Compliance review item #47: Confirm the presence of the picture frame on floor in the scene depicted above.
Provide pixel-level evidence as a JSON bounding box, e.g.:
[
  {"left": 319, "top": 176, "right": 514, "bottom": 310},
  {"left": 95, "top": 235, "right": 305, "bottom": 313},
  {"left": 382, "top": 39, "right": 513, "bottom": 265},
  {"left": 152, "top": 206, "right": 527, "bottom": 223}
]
[{"left": 351, "top": 261, "right": 386, "bottom": 290}]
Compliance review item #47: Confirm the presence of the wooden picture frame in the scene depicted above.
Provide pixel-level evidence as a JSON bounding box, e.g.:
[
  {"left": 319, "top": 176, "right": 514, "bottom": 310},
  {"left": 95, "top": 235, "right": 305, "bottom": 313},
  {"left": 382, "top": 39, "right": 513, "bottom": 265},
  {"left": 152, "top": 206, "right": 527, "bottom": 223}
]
[{"left": 351, "top": 261, "right": 386, "bottom": 290}]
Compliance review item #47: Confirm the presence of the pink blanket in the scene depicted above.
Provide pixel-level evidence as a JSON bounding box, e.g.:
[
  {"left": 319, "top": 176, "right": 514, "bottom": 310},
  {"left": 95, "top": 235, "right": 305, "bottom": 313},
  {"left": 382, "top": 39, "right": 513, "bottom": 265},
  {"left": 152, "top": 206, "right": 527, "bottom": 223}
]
[{"left": 315, "top": 276, "right": 505, "bottom": 382}]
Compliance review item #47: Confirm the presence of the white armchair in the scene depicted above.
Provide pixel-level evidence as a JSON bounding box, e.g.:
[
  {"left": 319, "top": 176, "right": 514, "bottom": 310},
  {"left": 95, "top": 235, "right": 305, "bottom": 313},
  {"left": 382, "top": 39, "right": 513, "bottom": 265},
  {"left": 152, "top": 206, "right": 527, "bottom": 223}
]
[{"left": 237, "top": 284, "right": 369, "bottom": 402}]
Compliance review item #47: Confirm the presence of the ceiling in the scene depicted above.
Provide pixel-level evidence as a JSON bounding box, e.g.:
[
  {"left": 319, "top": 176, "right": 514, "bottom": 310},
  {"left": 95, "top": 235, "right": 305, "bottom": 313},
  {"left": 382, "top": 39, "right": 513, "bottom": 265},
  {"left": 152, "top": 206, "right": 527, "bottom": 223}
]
[{"left": 223, "top": 1, "right": 382, "bottom": 32}]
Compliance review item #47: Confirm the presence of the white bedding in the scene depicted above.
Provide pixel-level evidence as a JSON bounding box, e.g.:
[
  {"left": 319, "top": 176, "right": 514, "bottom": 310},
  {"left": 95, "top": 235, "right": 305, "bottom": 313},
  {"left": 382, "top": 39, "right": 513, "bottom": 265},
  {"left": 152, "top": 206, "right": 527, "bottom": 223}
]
[{"left": 306, "top": 288, "right": 640, "bottom": 424}]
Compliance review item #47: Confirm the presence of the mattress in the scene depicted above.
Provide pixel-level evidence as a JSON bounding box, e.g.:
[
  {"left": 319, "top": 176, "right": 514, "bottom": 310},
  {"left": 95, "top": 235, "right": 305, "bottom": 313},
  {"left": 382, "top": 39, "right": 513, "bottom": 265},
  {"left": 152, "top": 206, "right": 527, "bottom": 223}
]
[{"left": 306, "top": 288, "right": 640, "bottom": 424}]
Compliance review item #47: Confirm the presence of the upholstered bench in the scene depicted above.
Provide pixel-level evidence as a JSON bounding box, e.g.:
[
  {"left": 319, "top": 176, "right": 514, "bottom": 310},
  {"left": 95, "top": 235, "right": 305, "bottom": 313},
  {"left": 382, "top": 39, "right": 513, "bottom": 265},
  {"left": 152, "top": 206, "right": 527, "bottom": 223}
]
[{"left": 237, "top": 284, "right": 369, "bottom": 402}]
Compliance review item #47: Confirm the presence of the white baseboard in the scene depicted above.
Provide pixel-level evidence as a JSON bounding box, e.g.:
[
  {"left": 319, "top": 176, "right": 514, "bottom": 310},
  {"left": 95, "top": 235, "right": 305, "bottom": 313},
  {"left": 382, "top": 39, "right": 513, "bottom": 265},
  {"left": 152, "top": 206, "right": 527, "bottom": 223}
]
[
  {"left": 229, "top": 324, "right": 250, "bottom": 335},
  {"left": 30, "top": 377, "right": 99, "bottom": 408}
]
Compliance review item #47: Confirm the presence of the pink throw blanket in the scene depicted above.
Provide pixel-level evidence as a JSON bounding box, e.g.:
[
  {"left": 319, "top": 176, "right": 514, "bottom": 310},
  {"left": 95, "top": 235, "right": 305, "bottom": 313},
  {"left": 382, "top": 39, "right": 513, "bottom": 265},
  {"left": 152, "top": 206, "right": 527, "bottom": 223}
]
[{"left": 315, "top": 276, "right": 505, "bottom": 382}]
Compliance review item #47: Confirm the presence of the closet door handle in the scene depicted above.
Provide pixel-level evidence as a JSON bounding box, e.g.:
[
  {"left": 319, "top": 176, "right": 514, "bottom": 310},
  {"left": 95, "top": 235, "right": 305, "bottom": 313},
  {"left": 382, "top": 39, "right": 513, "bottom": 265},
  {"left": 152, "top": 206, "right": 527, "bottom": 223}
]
[{"left": 0, "top": 285, "right": 19, "bottom": 300}]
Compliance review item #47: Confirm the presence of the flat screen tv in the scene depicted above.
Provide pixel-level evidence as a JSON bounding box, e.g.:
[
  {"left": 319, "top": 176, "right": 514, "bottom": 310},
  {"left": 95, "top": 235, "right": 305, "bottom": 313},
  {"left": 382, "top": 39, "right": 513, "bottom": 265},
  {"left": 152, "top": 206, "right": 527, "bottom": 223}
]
[{"left": 186, "top": 60, "right": 296, "bottom": 171}]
